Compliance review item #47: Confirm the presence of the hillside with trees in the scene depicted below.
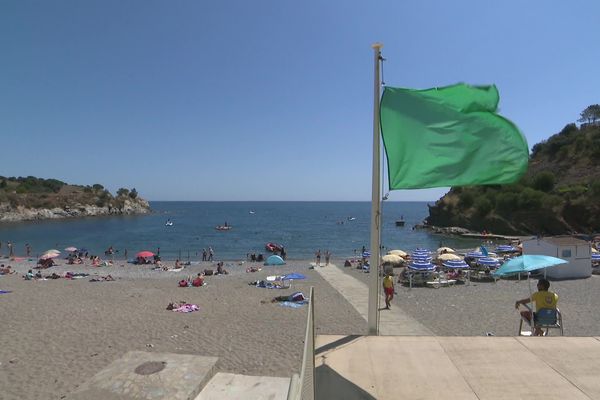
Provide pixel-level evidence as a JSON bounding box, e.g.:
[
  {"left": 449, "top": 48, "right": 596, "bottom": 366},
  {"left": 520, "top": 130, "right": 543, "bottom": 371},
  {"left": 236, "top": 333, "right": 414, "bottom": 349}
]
[
  {"left": 426, "top": 105, "right": 600, "bottom": 235},
  {"left": 0, "top": 176, "right": 150, "bottom": 222}
]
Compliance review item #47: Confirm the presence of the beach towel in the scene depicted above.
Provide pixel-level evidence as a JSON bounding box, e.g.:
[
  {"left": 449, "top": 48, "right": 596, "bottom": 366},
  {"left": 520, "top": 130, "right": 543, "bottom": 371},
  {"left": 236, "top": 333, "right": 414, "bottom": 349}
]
[
  {"left": 282, "top": 273, "right": 306, "bottom": 280},
  {"left": 0, "top": 290, "right": 11, "bottom": 294},
  {"left": 173, "top": 304, "right": 199, "bottom": 313},
  {"left": 279, "top": 301, "right": 308, "bottom": 308}
]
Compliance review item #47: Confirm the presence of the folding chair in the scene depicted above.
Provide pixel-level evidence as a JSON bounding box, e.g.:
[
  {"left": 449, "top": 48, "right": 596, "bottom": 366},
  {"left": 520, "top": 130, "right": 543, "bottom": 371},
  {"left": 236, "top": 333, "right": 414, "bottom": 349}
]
[{"left": 518, "top": 306, "right": 563, "bottom": 336}]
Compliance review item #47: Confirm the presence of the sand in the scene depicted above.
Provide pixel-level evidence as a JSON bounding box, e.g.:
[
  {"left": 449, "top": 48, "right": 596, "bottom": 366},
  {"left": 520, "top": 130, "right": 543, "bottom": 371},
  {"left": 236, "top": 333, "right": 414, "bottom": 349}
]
[{"left": 0, "top": 257, "right": 366, "bottom": 400}]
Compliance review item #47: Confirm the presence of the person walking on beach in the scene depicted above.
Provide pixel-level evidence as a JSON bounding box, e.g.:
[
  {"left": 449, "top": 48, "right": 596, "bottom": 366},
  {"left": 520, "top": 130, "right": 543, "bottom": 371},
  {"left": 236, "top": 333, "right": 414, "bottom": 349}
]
[
  {"left": 124, "top": 249, "right": 128, "bottom": 261},
  {"left": 325, "top": 250, "right": 330, "bottom": 266},
  {"left": 515, "top": 278, "right": 558, "bottom": 336},
  {"left": 25, "top": 243, "right": 31, "bottom": 257},
  {"left": 383, "top": 272, "right": 395, "bottom": 309},
  {"left": 8, "top": 241, "right": 13, "bottom": 258},
  {"left": 315, "top": 249, "right": 321, "bottom": 267},
  {"left": 208, "top": 247, "right": 214, "bottom": 262}
]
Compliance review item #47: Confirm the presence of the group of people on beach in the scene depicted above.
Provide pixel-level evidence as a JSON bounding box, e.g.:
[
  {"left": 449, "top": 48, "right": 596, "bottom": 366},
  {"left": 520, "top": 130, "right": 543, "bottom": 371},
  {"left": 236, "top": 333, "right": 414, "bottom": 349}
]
[{"left": 314, "top": 249, "right": 331, "bottom": 267}]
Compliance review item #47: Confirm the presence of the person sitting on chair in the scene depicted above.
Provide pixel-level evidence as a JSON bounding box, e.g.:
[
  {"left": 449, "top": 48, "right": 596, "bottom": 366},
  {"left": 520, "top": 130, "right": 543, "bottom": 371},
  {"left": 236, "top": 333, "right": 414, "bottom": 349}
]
[{"left": 515, "top": 278, "right": 558, "bottom": 336}]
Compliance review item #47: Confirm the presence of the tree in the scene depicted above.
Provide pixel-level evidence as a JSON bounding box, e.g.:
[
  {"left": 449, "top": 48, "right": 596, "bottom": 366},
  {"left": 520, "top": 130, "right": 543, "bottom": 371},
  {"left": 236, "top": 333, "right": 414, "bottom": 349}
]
[
  {"left": 129, "top": 188, "right": 138, "bottom": 199},
  {"left": 92, "top": 184, "right": 104, "bottom": 191},
  {"left": 117, "top": 188, "right": 130, "bottom": 197},
  {"left": 532, "top": 172, "right": 556, "bottom": 193},
  {"left": 578, "top": 104, "right": 600, "bottom": 125}
]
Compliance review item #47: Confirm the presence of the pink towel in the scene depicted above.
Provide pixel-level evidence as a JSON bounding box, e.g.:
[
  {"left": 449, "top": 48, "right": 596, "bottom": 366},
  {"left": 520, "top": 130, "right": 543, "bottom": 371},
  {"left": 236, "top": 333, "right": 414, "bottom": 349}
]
[{"left": 173, "top": 304, "right": 199, "bottom": 313}]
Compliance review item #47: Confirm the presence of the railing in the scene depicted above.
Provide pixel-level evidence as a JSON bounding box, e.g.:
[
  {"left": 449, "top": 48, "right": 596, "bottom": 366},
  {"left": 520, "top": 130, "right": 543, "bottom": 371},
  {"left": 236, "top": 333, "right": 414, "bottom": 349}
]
[{"left": 287, "top": 286, "right": 315, "bottom": 400}]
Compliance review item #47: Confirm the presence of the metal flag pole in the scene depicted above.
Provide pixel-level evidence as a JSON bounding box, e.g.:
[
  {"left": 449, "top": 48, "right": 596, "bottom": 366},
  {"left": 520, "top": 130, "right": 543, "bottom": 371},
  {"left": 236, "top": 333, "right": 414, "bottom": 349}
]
[{"left": 368, "top": 42, "right": 383, "bottom": 335}]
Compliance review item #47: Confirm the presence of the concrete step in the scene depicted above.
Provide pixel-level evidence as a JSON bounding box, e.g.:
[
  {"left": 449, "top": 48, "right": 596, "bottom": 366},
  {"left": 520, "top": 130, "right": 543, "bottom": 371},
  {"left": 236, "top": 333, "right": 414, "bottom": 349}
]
[{"left": 195, "top": 372, "right": 290, "bottom": 400}]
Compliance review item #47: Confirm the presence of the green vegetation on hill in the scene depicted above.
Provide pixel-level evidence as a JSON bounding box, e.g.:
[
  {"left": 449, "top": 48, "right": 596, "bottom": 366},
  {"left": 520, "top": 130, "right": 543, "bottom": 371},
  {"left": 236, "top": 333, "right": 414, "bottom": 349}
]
[
  {"left": 0, "top": 176, "right": 144, "bottom": 210},
  {"left": 426, "top": 105, "right": 600, "bottom": 235}
]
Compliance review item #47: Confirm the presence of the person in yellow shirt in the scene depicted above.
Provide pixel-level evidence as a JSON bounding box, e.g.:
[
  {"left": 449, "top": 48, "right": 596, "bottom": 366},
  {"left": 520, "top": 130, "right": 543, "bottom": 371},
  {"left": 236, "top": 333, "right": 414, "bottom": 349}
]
[
  {"left": 383, "top": 272, "right": 395, "bottom": 309},
  {"left": 515, "top": 278, "right": 558, "bottom": 336}
]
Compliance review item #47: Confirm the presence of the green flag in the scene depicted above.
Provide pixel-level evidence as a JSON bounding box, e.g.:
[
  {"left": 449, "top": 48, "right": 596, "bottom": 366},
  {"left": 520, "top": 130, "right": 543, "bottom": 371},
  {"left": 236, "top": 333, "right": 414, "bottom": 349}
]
[{"left": 380, "top": 83, "right": 529, "bottom": 190}]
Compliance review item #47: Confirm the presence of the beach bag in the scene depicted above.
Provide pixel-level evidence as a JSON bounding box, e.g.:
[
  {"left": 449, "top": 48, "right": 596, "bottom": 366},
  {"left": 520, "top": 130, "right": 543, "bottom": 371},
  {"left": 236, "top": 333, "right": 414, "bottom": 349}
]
[
  {"left": 178, "top": 280, "right": 188, "bottom": 287},
  {"left": 204, "top": 269, "right": 214, "bottom": 276}
]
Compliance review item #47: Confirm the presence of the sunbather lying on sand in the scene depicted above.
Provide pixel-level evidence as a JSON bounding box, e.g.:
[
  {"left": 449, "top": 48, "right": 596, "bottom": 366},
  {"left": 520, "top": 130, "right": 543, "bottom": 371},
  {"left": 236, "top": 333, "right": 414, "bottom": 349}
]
[
  {"left": 246, "top": 266, "right": 261, "bottom": 273},
  {"left": 0, "top": 264, "right": 15, "bottom": 274},
  {"left": 271, "top": 292, "right": 307, "bottom": 303},
  {"left": 90, "top": 275, "right": 115, "bottom": 282}
]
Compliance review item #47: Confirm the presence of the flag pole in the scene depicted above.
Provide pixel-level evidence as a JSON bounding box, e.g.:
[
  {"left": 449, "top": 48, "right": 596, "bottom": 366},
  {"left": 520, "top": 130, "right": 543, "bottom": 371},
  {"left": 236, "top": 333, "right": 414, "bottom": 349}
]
[{"left": 368, "top": 42, "right": 383, "bottom": 335}]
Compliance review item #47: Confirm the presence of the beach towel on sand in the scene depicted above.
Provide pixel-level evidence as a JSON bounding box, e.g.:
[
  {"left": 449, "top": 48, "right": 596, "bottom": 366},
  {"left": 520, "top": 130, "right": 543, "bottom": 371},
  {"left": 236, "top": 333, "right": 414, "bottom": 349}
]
[
  {"left": 0, "top": 290, "right": 11, "bottom": 294},
  {"left": 279, "top": 301, "right": 307, "bottom": 308},
  {"left": 173, "top": 304, "right": 199, "bottom": 313}
]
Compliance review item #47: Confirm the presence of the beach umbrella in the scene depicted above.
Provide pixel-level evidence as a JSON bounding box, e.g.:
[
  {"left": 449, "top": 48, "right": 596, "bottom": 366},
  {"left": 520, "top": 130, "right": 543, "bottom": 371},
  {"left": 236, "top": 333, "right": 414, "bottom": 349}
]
[
  {"left": 64, "top": 247, "right": 77, "bottom": 252},
  {"left": 436, "top": 246, "right": 455, "bottom": 254},
  {"left": 408, "top": 260, "right": 435, "bottom": 271},
  {"left": 496, "top": 245, "right": 517, "bottom": 253},
  {"left": 362, "top": 251, "right": 371, "bottom": 258},
  {"left": 381, "top": 254, "right": 404, "bottom": 265},
  {"left": 477, "top": 257, "right": 501, "bottom": 267},
  {"left": 438, "top": 253, "right": 462, "bottom": 261},
  {"left": 465, "top": 251, "right": 485, "bottom": 259},
  {"left": 40, "top": 252, "right": 60, "bottom": 260},
  {"left": 592, "top": 247, "right": 598, "bottom": 254},
  {"left": 443, "top": 259, "right": 469, "bottom": 269},
  {"left": 45, "top": 249, "right": 61, "bottom": 255},
  {"left": 493, "top": 255, "right": 567, "bottom": 278},
  {"left": 388, "top": 249, "right": 407, "bottom": 257},
  {"left": 136, "top": 251, "right": 154, "bottom": 258}
]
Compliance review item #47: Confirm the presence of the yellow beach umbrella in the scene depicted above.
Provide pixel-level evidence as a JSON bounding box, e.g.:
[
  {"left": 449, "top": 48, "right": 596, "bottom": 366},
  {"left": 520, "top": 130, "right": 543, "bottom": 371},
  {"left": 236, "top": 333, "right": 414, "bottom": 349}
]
[
  {"left": 436, "top": 246, "right": 455, "bottom": 254},
  {"left": 382, "top": 254, "right": 404, "bottom": 265},
  {"left": 438, "top": 253, "right": 462, "bottom": 261},
  {"left": 388, "top": 249, "right": 407, "bottom": 257}
]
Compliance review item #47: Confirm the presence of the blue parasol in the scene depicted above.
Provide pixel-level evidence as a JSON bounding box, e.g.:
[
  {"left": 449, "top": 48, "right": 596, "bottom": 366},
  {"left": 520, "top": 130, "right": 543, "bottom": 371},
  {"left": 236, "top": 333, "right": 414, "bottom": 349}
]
[{"left": 493, "top": 255, "right": 567, "bottom": 278}]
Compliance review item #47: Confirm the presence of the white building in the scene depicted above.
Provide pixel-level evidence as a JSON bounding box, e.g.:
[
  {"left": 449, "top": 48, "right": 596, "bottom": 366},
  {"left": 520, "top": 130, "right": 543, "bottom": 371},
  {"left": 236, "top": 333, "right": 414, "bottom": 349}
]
[{"left": 522, "top": 236, "right": 591, "bottom": 279}]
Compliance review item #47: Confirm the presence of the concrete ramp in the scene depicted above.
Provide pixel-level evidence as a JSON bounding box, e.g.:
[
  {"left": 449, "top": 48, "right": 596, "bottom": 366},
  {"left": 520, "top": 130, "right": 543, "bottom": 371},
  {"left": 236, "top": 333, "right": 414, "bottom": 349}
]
[
  {"left": 195, "top": 373, "right": 290, "bottom": 400},
  {"left": 69, "top": 351, "right": 218, "bottom": 400}
]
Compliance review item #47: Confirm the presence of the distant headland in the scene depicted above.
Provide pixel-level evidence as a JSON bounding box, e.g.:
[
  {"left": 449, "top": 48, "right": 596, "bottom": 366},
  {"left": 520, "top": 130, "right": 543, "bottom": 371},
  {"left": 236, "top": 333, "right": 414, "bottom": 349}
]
[
  {"left": 426, "top": 106, "right": 600, "bottom": 236},
  {"left": 0, "top": 176, "right": 151, "bottom": 223}
]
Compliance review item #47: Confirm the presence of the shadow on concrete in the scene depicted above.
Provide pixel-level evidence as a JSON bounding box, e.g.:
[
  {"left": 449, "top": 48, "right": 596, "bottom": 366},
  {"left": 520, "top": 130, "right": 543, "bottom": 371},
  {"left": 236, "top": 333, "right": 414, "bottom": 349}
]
[
  {"left": 315, "top": 335, "right": 361, "bottom": 356},
  {"left": 315, "top": 364, "right": 376, "bottom": 400}
]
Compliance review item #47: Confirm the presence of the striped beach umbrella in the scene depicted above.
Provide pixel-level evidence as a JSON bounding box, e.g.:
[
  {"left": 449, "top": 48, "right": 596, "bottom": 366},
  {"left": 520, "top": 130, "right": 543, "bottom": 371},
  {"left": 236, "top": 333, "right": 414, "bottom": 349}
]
[
  {"left": 496, "top": 245, "right": 517, "bottom": 253},
  {"left": 477, "top": 257, "right": 501, "bottom": 267},
  {"left": 443, "top": 259, "right": 469, "bottom": 269},
  {"left": 408, "top": 260, "right": 435, "bottom": 271}
]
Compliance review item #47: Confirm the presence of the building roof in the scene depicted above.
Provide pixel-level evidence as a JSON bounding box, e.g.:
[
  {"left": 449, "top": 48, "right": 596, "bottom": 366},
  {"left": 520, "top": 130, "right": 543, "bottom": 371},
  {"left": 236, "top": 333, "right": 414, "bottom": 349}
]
[{"left": 527, "top": 236, "right": 590, "bottom": 246}]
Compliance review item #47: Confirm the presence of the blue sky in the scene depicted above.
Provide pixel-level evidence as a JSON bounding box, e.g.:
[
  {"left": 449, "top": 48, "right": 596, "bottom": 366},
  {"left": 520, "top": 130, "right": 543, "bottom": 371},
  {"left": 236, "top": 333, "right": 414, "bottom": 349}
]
[{"left": 1, "top": 1, "right": 598, "bottom": 201}]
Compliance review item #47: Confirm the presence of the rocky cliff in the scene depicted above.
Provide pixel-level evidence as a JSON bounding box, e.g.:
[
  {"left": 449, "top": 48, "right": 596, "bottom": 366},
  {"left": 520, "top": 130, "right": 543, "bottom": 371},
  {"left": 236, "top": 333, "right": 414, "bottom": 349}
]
[
  {"left": 0, "top": 198, "right": 150, "bottom": 223},
  {"left": 0, "top": 176, "right": 151, "bottom": 223}
]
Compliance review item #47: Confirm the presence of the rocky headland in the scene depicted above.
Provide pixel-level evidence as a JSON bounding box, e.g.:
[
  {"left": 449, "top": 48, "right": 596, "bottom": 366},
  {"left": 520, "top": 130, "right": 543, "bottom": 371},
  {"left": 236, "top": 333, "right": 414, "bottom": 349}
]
[{"left": 0, "top": 176, "right": 151, "bottom": 223}]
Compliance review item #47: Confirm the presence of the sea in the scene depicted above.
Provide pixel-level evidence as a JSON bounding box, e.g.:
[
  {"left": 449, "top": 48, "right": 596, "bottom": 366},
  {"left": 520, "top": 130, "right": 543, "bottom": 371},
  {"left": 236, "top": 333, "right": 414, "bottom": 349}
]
[{"left": 0, "top": 201, "right": 486, "bottom": 261}]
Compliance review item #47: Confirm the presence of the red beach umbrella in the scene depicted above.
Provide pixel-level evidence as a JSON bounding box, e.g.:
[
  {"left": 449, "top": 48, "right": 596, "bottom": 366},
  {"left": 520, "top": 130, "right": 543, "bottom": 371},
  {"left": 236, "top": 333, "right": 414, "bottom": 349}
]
[{"left": 136, "top": 251, "right": 154, "bottom": 258}]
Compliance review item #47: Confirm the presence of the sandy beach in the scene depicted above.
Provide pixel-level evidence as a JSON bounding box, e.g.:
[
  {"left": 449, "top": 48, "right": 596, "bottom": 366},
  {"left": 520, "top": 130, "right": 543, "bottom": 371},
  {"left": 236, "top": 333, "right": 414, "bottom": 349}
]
[
  {"left": 0, "top": 257, "right": 365, "bottom": 400},
  {"left": 2, "top": 255, "right": 600, "bottom": 400}
]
